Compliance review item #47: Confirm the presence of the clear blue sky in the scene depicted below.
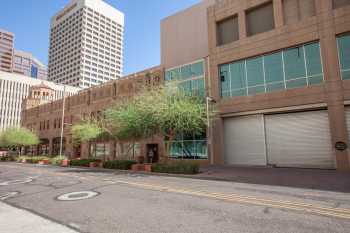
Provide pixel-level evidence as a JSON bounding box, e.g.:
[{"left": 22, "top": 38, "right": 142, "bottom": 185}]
[{"left": 0, "top": 0, "right": 200, "bottom": 75}]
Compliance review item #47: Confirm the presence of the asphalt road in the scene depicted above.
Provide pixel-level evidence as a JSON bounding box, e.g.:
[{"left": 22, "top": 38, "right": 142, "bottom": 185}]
[{"left": 0, "top": 162, "right": 350, "bottom": 233}]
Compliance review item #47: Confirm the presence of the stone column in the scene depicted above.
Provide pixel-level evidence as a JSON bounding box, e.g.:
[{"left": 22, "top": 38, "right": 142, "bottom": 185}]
[
  {"left": 273, "top": 0, "right": 284, "bottom": 28},
  {"left": 317, "top": 0, "right": 350, "bottom": 170}
]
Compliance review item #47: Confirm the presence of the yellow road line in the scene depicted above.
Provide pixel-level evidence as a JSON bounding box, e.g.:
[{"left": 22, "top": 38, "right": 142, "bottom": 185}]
[{"left": 115, "top": 180, "right": 350, "bottom": 220}]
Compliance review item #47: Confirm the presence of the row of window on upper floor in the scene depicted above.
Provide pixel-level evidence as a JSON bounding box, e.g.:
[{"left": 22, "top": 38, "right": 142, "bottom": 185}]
[
  {"left": 216, "top": 0, "right": 350, "bottom": 47},
  {"left": 219, "top": 34, "right": 350, "bottom": 99},
  {"left": 165, "top": 61, "right": 204, "bottom": 82}
]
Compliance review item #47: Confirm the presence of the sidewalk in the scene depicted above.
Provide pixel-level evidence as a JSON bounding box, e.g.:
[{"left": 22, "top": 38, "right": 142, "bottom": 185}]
[
  {"left": 198, "top": 165, "right": 350, "bottom": 193},
  {"left": 0, "top": 202, "right": 78, "bottom": 233},
  {"left": 18, "top": 162, "right": 350, "bottom": 193}
]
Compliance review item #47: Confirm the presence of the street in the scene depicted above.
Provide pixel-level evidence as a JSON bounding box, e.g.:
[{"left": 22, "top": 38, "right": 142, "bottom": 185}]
[{"left": 0, "top": 163, "right": 350, "bottom": 233}]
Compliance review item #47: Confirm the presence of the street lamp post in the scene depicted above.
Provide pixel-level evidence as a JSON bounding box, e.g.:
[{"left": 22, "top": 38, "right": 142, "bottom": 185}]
[{"left": 59, "top": 85, "right": 66, "bottom": 159}]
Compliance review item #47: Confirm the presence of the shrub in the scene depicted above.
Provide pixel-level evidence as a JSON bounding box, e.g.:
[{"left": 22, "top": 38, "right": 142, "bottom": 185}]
[
  {"left": 70, "top": 158, "right": 101, "bottom": 167},
  {"left": 17, "top": 156, "right": 50, "bottom": 164},
  {"left": 0, "top": 154, "right": 16, "bottom": 162},
  {"left": 50, "top": 156, "right": 67, "bottom": 166},
  {"left": 103, "top": 160, "right": 136, "bottom": 170},
  {"left": 151, "top": 161, "right": 200, "bottom": 174}
]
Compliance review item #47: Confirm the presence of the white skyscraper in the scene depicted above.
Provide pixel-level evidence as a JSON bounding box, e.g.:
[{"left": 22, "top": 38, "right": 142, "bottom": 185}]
[{"left": 48, "top": 0, "right": 124, "bottom": 88}]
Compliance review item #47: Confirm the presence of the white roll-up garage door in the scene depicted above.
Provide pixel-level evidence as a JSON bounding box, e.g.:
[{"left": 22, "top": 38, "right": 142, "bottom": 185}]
[
  {"left": 265, "top": 111, "right": 335, "bottom": 169},
  {"left": 223, "top": 115, "right": 267, "bottom": 166}
]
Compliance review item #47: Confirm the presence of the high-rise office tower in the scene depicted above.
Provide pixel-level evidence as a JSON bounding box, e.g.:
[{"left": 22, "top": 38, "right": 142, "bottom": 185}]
[
  {"left": 48, "top": 0, "right": 124, "bottom": 88},
  {"left": 0, "top": 29, "right": 14, "bottom": 73},
  {"left": 13, "top": 50, "right": 48, "bottom": 80}
]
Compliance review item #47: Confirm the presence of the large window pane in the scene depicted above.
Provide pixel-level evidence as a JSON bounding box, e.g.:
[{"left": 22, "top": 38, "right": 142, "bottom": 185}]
[
  {"left": 246, "top": 57, "right": 264, "bottom": 86},
  {"left": 337, "top": 35, "right": 350, "bottom": 80},
  {"left": 220, "top": 64, "right": 230, "bottom": 97},
  {"left": 165, "top": 71, "right": 171, "bottom": 82},
  {"left": 230, "top": 61, "right": 246, "bottom": 89},
  {"left": 181, "top": 65, "right": 192, "bottom": 80},
  {"left": 264, "top": 52, "right": 284, "bottom": 83},
  {"left": 305, "top": 42, "right": 323, "bottom": 77},
  {"left": 191, "top": 61, "right": 204, "bottom": 77},
  {"left": 284, "top": 46, "right": 306, "bottom": 81},
  {"left": 178, "top": 80, "right": 192, "bottom": 93},
  {"left": 219, "top": 41, "right": 323, "bottom": 99},
  {"left": 168, "top": 68, "right": 180, "bottom": 81},
  {"left": 195, "top": 78, "right": 205, "bottom": 97}
]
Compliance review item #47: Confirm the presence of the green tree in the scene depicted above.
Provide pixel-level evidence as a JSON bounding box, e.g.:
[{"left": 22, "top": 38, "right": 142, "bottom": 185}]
[
  {"left": 0, "top": 128, "right": 39, "bottom": 155},
  {"left": 71, "top": 121, "right": 104, "bottom": 146},
  {"left": 104, "top": 97, "right": 159, "bottom": 158},
  {"left": 104, "top": 84, "right": 212, "bottom": 158},
  {"left": 154, "top": 85, "right": 208, "bottom": 157}
]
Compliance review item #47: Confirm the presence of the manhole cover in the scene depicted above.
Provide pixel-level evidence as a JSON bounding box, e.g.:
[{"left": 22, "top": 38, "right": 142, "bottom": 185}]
[
  {"left": 0, "top": 192, "right": 20, "bottom": 200},
  {"left": 0, "top": 178, "right": 33, "bottom": 186},
  {"left": 56, "top": 191, "right": 99, "bottom": 201}
]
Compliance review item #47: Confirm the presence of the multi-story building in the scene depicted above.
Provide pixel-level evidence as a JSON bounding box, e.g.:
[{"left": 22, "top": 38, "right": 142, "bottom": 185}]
[
  {"left": 0, "top": 29, "right": 14, "bottom": 73},
  {"left": 22, "top": 0, "right": 350, "bottom": 171},
  {"left": 48, "top": 0, "right": 124, "bottom": 88},
  {"left": 21, "top": 67, "right": 162, "bottom": 157},
  {"left": 0, "top": 71, "right": 80, "bottom": 131},
  {"left": 13, "top": 50, "right": 48, "bottom": 80}
]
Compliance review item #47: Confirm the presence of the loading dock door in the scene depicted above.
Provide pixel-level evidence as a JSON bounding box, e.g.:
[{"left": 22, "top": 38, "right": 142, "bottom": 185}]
[
  {"left": 223, "top": 115, "right": 267, "bottom": 166},
  {"left": 265, "top": 111, "right": 335, "bottom": 169}
]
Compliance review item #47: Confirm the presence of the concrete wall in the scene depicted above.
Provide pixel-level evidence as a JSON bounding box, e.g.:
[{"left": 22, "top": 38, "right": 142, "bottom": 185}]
[
  {"left": 161, "top": 0, "right": 216, "bottom": 69},
  {"left": 207, "top": 0, "right": 350, "bottom": 170}
]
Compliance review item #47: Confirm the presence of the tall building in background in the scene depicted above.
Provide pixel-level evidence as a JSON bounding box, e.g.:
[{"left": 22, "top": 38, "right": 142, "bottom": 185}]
[
  {"left": 0, "top": 71, "right": 80, "bottom": 131},
  {"left": 48, "top": 0, "right": 124, "bottom": 88},
  {"left": 13, "top": 50, "right": 47, "bottom": 80},
  {"left": 0, "top": 29, "right": 14, "bottom": 73}
]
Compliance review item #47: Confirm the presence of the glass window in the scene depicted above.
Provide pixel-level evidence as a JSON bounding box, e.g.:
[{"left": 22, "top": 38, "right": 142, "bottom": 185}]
[
  {"left": 246, "top": 57, "right": 264, "bottom": 86},
  {"left": 165, "top": 71, "right": 171, "bottom": 82},
  {"left": 220, "top": 41, "right": 323, "bottom": 98},
  {"left": 305, "top": 43, "right": 323, "bottom": 82},
  {"left": 167, "top": 68, "right": 180, "bottom": 81},
  {"left": 230, "top": 61, "right": 246, "bottom": 90},
  {"left": 264, "top": 52, "right": 284, "bottom": 84},
  {"left": 337, "top": 34, "right": 350, "bottom": 80},
  {"left": 284, "top": 46, "right": 306, "bottom": 80},
  {"left": 191, "top": 61, "right": 204, "bottom": 77},
  {"left": 220, "top": 64, "right": 230, "bottom": 97},
  {"left": 165, "top": 60, "right": 205, "bottom": 97},
  {"left": 181, "top": 65, "right": 192, "bottom": 80}
]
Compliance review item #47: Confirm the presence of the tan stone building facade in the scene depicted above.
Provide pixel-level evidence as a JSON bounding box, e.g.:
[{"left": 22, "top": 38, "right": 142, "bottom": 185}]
[
  {"left": 207, "top": 0, "right": 350, "bottom": 170},
  {"left": 22, "top": 66, "right": 163, "bottom": 160},
  {"left": 22, "top": 0, "right": 350, "bottom": 170}
]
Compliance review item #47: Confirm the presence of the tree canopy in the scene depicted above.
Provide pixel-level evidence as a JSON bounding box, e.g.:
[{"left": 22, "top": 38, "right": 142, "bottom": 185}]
[
  {"left": 0, "top": 127, "right": 39, "bottom": 149},
  {"left": 71, "top": 84, "right": 214, "bottom": 158},
  {"left": 71, "top": 121, "right": 104, "bottom": 146}
]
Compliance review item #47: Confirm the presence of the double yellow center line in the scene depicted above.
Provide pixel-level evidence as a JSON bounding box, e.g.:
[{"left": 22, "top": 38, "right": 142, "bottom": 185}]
[{"left": 115, "top": 180, "right": 350, "bottom": 220}]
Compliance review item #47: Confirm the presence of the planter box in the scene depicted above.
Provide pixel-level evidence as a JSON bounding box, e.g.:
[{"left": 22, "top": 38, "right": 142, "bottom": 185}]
[
  {"left": 89, "top": 161, "right": 103, "bottom": 168},
  {"left": 38, "top": 159, "right": 50, "bottom": 165},
  {"left": 61, "top": 159, "right": 70, "bottom": 167},
  {"left": 131, "top": 164, "right": 152, "bottom": 172}
]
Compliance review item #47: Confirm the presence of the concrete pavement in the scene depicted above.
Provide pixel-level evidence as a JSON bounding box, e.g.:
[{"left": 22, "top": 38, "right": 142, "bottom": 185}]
[
  {"left": 0, "top": 162, "right": 350, "bottom": 233},
  {"left": 0, "top": 202, "right": 78, "bottom": 233}
]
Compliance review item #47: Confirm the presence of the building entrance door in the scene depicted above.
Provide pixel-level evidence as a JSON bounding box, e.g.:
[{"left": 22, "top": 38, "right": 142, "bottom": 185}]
[{"left": 146, "top": 144, "right": 159, "bottom": 163}]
